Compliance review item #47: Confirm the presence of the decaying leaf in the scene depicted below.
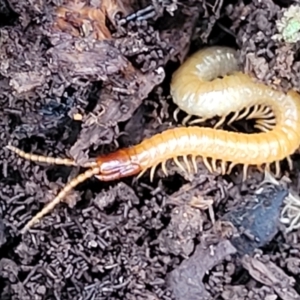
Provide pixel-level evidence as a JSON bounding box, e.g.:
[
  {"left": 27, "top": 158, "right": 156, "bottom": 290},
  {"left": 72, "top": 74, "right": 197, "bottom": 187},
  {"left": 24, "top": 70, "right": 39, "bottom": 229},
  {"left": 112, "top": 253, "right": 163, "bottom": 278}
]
[
  {"left": 168, "top": 240, "right": 237, "bottom": 300},
  {"left": 242, "top": 255, "right": 299, "bottom": 300},
  {"left": 53, "top": 0, "right": 133, "bottom": 40}
]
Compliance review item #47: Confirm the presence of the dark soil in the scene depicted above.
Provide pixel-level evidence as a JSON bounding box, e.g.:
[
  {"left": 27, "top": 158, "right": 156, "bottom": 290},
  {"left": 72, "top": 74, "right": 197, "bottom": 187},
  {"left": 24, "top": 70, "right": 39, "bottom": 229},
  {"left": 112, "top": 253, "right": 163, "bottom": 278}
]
[{"left": 1, "top": 0, "right": 300, "bottom": 299}]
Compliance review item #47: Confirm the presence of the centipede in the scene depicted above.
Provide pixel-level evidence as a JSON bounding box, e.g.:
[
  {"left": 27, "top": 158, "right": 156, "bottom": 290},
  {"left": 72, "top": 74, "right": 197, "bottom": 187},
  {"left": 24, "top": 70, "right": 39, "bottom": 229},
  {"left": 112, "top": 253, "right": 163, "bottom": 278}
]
[{"left": 7, "top": 46, "right": 300, "bottom": 233}]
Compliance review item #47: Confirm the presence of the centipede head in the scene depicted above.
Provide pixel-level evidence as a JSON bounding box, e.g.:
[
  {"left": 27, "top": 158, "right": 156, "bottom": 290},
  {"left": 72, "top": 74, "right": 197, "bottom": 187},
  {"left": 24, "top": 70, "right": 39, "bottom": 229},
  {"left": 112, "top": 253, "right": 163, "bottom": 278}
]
[{"left": 95, "top": 150, "right": 142, "bottom": 181}]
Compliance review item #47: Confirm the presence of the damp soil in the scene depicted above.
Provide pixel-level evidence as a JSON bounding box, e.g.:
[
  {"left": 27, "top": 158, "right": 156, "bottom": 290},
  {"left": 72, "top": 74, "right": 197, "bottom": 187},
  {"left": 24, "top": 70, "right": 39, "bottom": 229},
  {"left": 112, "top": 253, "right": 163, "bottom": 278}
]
[{"left": 1, "top": 0, "right": 300, "bottom": 299}]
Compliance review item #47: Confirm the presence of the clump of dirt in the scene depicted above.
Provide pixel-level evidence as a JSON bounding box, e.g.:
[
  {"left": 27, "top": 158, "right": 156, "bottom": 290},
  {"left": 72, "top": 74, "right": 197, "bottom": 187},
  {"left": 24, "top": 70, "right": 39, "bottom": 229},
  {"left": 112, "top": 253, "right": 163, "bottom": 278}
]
[
  {"left": 1, "top": 0, "right": 300, "bottom": 299},
  {"left": 227, "top": 0, "right": 300, "bottom": 92}
]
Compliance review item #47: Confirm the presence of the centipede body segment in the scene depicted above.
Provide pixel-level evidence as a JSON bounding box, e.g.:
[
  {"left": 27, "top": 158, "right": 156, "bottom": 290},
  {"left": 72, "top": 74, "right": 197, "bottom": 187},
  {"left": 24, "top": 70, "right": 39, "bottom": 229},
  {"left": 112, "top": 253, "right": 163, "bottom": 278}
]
[
  {"left": 170, "top": 46, "right": 277, "bottom": 131},
  {"left": 7, "top": 46, "right": 300, "bottom": 232}
]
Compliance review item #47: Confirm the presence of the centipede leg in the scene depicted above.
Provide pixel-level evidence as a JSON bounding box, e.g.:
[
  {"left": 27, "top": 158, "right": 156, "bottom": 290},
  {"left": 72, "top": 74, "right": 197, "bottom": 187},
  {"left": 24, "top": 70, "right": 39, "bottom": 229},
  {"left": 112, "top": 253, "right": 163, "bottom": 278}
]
[
  {"left": 256, "top": 118, "right": 276, "bottom": 125},
  {"left": 242, "top": 164, "right": 249, "bottom": 181},
  {"left": 227, "top": 162, "right": 236, "bottom": 174},
  {"left": 182, "top": 115, "right": 192, "bottom": 126},
  {"left": 173, "top": 157, "right": 187, "bottom": 174},
  {"left": 259, "top": 107, "right": 273, "bottom": 118},
  {"left": 257, "top": 124, "right": 274, "bottom": 131},
  {"left": 257, "top": 165, "right": 264, "bottom": 172},
  {"left": 275, "top": 161, "right": 281, "bottom": 177},
  {"left": 220, "top": 160, "right": 227, "bottom": 175},
  {"left": 136, "top": 168, "right": 148, "bottom": 180},
  {"left": 150, "top": 164, "right": 158, "bottom": 182},
  {"left": 256, "top": 123, "right": 275, "bottom": 130},
  {"left": 202, "top": 157, "right": 213, "bottom": 173},
  {"left": 161, "top": 160, "right": 168, "bottom": 176},
  {"left": 236, "top": 106, "right": 251, "bottom": 121},
  {"left": 255, "top": 117, "right": 276, "bottom": 129},
  {"left": 173, "top": 107, "right": 181, "bottom": 122},
  {"left": 287, "top": 156, "right": 293, "bottom": 170},
  {"left": 183, "top": 155, "right": 191, "bottom": 173},
  {"left": 214, "top": 116, "right": 226, "bottom": 129},
  {"left": 254, "top": 125, "right": 267, "bottom": 132},
  {"left": 191, "top": 155, "right": 198, "bottom": 173},
  {"left": 288, "top": 215, "right": 300, "bottom": 232},
  {"left": 246, "top": 105, "right": 272, "bottom": 120},
  {"left": 188, "top": 117, "right": 207, "bottom": 125},
  {"left": 244, "top": 105, "right": 260, "bottom": 120},
  {"left": 211, "top": 158, "right": 218, "bottom": 173},
  {"left": 260, "top": 112, "right": 275, "bottom": 119},
  {"left": 254, "top": 118, "right": 276, "bottom": 132},
  {"left": 228, "top": 111, "right": 239, "bottom": 125}
]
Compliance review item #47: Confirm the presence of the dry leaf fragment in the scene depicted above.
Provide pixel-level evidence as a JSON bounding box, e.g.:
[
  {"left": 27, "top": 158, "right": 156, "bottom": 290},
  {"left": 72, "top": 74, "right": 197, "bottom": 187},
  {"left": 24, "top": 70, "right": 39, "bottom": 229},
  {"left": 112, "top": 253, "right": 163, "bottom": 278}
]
[
  {"left": 168, "top": 240, "right": 237, "bottom": 300},
  {"left": 53, "top": 0, "right": 133, "bottom": 40},
  {"left": 242, "top": 255, "right": 299, "bottom": 300}
]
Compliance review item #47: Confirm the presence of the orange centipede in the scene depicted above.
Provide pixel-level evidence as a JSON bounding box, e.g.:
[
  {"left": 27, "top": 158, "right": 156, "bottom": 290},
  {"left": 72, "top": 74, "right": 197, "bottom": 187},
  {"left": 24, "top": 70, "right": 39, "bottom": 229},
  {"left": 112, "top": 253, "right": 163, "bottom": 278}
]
[{"left": 7, "top": 46, "right": 300, "bottom": 233}]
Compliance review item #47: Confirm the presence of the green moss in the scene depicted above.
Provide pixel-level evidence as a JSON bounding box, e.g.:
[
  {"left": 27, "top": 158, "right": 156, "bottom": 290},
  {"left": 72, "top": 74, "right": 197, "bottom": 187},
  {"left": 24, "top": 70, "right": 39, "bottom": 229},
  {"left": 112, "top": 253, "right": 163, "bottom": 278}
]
[{"left": 273, "top": 5, "right": 300, "bottom": 44}]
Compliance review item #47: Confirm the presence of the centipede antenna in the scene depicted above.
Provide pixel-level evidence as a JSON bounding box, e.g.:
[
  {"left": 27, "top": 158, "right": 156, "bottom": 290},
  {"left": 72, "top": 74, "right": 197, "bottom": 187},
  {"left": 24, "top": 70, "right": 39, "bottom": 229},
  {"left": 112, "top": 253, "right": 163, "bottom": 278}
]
[
  {"left": 21, "top": 166, "right": 101, "bottom": 234},
  {"left": 7, "top": 144, "right": 98, "bottom": 169},
  {"left": 6, "top": 145, "right": 77, "bottom": 166}
]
